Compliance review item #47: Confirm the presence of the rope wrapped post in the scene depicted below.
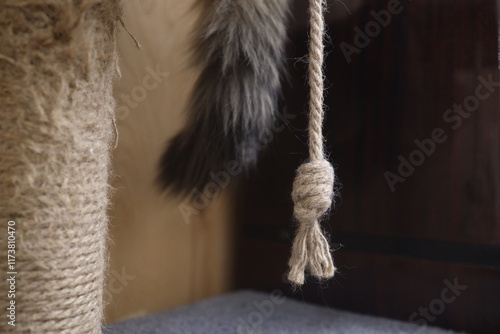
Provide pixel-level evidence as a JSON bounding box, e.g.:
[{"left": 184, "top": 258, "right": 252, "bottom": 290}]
[
  {"left": 288, "top": 0, "right": 336, "bottom": 285},
  {"left": 0, "top": 1, "right": 120, "bottom": 332}
]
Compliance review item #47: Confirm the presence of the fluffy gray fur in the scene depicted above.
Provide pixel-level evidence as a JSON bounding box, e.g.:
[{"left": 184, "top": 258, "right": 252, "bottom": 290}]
[{"left": 158, "top": 0, "right": 291, "bottom": 196}]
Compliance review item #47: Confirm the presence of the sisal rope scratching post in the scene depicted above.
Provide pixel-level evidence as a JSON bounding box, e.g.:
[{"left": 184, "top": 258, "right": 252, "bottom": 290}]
[
  {"left": 0, "top": 1, "right": 120, "bottom": 333},
  {"left": 288, "top": 0, "right": 336, "bottom": 286}
]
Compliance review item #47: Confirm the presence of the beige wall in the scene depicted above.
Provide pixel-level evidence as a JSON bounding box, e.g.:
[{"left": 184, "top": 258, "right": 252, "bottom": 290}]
[{"left": 105, "top": 0, "right": 234, "bottom": 324}]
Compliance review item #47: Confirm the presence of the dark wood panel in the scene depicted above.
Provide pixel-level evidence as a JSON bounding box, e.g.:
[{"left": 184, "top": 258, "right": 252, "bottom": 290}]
[
  {"left": 333, "top": 0, "right": 500, "bottom": 243},
  {"left": 234, "top": 1, "right": 500, "bottom": 333},
  {"left": 324, "top": 0, "right": 499, "bottom": 245},
  {"left": 238, "top": 0, "right": 500, "bottom": 245}
]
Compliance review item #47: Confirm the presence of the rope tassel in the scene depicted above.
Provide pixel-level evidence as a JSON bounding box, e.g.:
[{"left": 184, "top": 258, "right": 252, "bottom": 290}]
[{"left": 287, "top": 0, "right": 336, "bottom": 285}]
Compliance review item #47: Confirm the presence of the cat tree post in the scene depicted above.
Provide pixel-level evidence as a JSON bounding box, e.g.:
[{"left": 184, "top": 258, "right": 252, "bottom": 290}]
[{"left": 0, "top": 1, "right": 120, "bottom": 332}]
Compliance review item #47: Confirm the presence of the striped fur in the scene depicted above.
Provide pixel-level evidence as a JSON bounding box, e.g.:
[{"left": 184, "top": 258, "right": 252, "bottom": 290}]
[{"left": 158, "top": 0, "right": 291, "bottom": 196}]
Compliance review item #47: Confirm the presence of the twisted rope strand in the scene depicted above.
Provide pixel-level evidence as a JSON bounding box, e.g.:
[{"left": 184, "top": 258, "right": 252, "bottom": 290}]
[
  {"left": 288, "top": 0, "right": 336, "bottom": 286},
  {"left": 308, "top": 0, "right": 326, "bottom": 161}
]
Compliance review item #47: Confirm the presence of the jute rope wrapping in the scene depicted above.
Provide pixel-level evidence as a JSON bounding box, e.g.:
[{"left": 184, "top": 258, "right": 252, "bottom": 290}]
[
  {"left": 288, "top": 0, "right": 336, "bottom": 285},
  {"left": 0, "top": 1, "right": 120, "bottom": 333}
]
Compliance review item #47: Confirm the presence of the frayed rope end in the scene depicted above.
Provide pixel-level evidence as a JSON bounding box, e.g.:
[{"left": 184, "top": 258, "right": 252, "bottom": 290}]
[{"left": 287, "top": 160, "right": 336, "bottom": 286}]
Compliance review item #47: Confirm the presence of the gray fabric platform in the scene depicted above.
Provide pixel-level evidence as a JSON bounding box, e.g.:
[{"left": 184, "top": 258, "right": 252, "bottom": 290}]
[{"left": 103, "top": 290, "right": 463, "bottom": 334}]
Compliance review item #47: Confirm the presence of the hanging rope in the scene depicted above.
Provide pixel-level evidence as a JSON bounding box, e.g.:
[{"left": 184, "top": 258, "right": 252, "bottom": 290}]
[{"left": 288, "top": 0, "right": 336, "bottom": 286}]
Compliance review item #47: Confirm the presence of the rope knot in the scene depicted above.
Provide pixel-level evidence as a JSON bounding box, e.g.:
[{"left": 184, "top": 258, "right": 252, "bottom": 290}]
[
  {"left": 287, "top": 0, "right": 336, "bottom": 286},
  {"left": 291, "top": 159, "right": 334, "bottom": 224}
]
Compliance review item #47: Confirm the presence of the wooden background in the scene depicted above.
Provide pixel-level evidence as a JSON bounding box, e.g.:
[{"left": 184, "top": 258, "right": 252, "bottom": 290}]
[{"left": 105, "top": 0, "right": 234, "bottom": 324}]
